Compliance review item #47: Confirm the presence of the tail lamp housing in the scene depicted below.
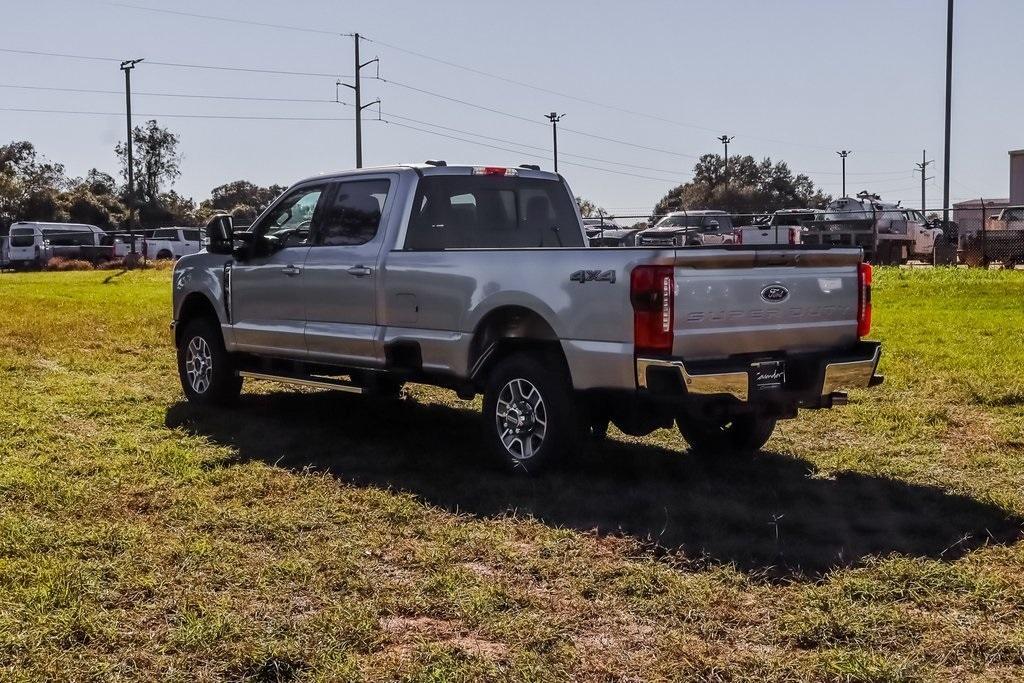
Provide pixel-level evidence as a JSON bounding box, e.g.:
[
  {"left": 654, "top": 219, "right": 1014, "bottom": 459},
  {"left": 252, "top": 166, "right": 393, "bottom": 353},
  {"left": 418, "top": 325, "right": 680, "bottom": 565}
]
[
  {"left": 630, "top": 265, "right": 674, "bottom": 354},
  {"left": 857, "top": 262, "right": 872, "bottom": 338}
]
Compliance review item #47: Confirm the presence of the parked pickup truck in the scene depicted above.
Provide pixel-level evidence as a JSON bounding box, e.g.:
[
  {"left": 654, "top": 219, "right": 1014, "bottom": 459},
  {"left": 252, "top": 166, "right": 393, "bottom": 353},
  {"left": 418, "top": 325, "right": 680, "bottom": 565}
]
[
  {"left": 144, "top": 227, "right": 205, "bottom": 260},
  {"left": 171, "top": 163, "right": 882, "bottom": 473},
  {"left": 635, "top": 210, "right": 737, "bottom": 247},
  {"left": 737, "top": 209, "right": 816, "bottom": 246}
]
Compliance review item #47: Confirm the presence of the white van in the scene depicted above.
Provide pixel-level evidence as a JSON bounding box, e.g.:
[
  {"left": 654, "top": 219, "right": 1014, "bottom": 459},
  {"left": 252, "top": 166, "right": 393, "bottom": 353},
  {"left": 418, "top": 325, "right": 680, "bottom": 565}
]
[{"left": 7, "top": 222, "right": 108, "bottom": 268}]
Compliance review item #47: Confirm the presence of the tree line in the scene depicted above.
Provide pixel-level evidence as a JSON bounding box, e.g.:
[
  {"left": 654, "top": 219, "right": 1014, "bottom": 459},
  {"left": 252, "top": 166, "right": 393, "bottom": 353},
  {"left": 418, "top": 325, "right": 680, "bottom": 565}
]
[
  {"left": 0, "top": 120, "right": 284, "bottom": 233},
  {"left": 3, "top": 119, "right": 833, "bottom": 235}
]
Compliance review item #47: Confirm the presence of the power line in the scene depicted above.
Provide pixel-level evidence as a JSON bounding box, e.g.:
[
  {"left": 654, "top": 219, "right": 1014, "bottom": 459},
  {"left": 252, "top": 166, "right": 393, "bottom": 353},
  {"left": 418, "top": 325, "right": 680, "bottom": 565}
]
[
  {"left": 0, "top": 106, "right": 356, "bottom": 121},
  {"left": 104, "top": 1, "right": 351, "bottom": 37},
  {"left": 380, "top": 78, "right": 699, "bottom": 160},
  {"left": 382, "top": 120, "right": 680, "bottom": 183},
  {"left": 0, "top": 83, "right": 342, "bottom": 104},
  {"left": 0, "top": 48, "right": 353, "bottom": 78},
  {"left": 0, "top": 80, "right": 688, "bottom": 178},
  {"left": 362, "top": 36, "right": 901, "bottom": 154},
  {"left": 379, "top": 110, "right": 688, "bottom": 176}
]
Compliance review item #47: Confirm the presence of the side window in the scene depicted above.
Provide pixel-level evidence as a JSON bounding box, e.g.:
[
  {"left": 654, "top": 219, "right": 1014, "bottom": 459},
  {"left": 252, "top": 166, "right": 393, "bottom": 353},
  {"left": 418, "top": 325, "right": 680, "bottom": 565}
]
[
  {"left": 252, "top": 185, "right": 324, "bottom": 246},
  {"left": 183, "top": 230, "right": 202, "bottom": 242},
  {"left": 316, "top": 179, "right": 390, "bottom": 247}
]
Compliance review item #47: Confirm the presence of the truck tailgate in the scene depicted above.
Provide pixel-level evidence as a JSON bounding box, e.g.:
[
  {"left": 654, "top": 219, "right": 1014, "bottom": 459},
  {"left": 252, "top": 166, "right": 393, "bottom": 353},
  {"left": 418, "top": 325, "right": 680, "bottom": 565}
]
[{"left": 672, "top": 248, "right": 862, "bottom": 360}]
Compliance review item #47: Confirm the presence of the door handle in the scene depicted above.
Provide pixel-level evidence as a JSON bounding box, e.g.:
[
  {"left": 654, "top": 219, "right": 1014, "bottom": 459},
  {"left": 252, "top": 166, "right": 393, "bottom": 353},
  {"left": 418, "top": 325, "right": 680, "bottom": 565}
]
[
  {"left": 281, "top": 264, "right": 302, "bottom": 276},
  {"left": 347, "top": 265, "right": 373, "bottom": 277}
]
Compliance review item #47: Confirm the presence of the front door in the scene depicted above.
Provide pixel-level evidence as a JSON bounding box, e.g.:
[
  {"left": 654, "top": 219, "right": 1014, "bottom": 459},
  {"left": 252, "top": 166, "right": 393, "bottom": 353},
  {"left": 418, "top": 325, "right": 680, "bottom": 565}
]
[
  {"left": 302, "top": 175, "right": 394, "bottom": 366},
  {"left": 229, "top": 183, "right": 326, "bottom": 357}
]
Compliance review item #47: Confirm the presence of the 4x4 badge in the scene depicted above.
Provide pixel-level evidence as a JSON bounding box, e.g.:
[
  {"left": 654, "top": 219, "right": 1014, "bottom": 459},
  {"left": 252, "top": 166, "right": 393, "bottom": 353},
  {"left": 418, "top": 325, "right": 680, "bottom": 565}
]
[{"left": 570, "top": 269, "right": 616, "bottom": 284}]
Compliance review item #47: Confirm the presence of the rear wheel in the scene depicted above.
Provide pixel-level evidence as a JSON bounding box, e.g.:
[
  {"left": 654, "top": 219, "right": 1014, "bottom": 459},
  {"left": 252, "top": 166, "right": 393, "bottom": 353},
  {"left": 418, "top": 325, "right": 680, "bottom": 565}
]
[
  {"left": 177, "top": 317, "right": 242, "bottom": 405},
  {"left": 482, "top": 352, "right": 582, "bottom": 473},
  {"left": 157, "top": 250, "right": 173, "bottom": 260},
  {"left": 677, "top": 411, "right": 776, "bottom": 456}
]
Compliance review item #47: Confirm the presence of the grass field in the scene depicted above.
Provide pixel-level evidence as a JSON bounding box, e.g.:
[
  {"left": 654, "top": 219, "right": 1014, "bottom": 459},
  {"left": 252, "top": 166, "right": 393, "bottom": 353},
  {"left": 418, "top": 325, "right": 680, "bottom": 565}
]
[{"left": 1, "top": 267, "right": 1024, "bottom": 682}]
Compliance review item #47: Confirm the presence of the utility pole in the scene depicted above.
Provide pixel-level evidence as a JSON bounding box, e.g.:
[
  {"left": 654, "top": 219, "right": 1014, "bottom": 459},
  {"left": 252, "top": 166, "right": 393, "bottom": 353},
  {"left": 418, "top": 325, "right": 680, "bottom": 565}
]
[
  {"left": 120, "top": 58, "right": 143, "bottom": 258},
  {"left": 915, "top": 150, "right": 934, "bottom": 213},
  {"left": 339, "top": 33, "right": 379, "bottom": 168},
  {"left": 836, "top": 150, "right": 852, "bottom": 197},
  {"left": 942, "top": 0, "right": 954, "bottom": 229},
  {"left": 545, "top": 112, "right": 564, "bottom": 172},
  {"left": 717, "top": 135, "right": 734, "bottom": 190}
]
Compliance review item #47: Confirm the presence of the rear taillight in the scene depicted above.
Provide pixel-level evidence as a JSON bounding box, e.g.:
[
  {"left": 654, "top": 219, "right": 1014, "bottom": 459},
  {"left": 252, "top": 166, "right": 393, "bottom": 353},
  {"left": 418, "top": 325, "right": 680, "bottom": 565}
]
[
  {"left": 857, "top": 262, "right": 872, "bottom": 338},
  {"left": 789, "top": 227, "right": 797, "bottom": 245},
  {"left": 736, "top": 230, "right": 743, "bottom": 245},
  {"left": 630, "top": 265, "right": 674, "bottom": 355}
]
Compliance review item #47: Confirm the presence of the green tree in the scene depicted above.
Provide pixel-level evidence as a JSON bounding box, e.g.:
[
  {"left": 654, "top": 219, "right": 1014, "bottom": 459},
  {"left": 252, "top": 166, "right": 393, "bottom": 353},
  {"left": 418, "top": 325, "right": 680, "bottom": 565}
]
[
  {"left": 652, "top": 154, "right": 830, "bottom": 223},
  {"left": 199, "top": 180, "right": 286, "bottom": 222},
  {"left": 575, "top": 195, "right": 606, "bottom": 218},
  {"left": 0, "top": 141, "right": 67, "bottom": 227},
  {"left": 116, "top": 120, "right": 182, "bottom": 204}
]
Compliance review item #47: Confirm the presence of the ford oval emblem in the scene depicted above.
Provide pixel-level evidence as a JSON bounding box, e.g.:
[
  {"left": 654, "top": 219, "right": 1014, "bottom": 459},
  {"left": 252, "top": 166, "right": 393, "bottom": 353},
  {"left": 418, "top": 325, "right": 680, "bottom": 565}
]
[{"left": 761, "top": 285, "right": 789, "bottom": 303}]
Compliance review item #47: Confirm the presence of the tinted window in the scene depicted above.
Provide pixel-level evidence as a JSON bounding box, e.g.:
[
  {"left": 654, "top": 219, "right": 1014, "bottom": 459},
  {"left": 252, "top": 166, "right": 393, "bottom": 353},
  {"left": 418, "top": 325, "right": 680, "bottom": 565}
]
[
  {"left": 405, "top": 176, "right": 583, "bottom": 249},
  {"left": 316, "top": 179, "right": 390, "bottom": 246},
  {"left": 42, "top": 228, "right": 96, "bottom": 246},
  {"left": 703, "top": 215, "right": 732, "bottom": 231},
  {"left": 183, "top": 230, "right": 202, "bottom": 242},
  {"left": 152, "top": 229, "right": 178, "bottom": 240},
  {"left": 10, "top": 228, "right": 35, "bottom": 247},
  {"left": 655, "top": 215, "right": 701, "bottom": 228}
]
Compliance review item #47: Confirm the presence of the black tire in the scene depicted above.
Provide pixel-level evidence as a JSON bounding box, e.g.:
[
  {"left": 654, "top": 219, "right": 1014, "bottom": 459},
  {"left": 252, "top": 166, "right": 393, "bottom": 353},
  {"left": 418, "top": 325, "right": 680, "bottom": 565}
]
[
  {"left": 157, "top": 250, "right": 173, "bottom": 260},
  {"left": 677, "top": 412, "right": 776, "bottom": 456},
  {"left": 176, "top": 317, "right": 242, "bottom": 405},
  {"left": 482, "top": 352, "right": 583, "bottom": 474}
]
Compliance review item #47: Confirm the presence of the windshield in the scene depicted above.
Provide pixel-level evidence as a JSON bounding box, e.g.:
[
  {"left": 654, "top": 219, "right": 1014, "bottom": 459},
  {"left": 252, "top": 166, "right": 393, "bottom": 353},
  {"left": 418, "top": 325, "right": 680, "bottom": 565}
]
[
  {"left": 654, "top": 215, "right": 701, "bottom": 228},
  {"left": 10, "top": 228, "right": 35, "bottom": 247}
]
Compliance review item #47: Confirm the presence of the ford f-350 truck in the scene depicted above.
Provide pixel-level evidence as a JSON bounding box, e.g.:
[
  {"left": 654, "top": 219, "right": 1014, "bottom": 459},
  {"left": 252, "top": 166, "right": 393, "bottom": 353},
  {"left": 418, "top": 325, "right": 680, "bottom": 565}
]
[{"left": 171, "top": 163, "right": 882, "bottom": 472}]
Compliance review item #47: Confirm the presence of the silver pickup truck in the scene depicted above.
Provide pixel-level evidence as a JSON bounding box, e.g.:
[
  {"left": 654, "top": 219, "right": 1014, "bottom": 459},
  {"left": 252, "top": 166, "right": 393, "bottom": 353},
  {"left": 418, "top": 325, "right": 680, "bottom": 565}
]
[{"left": 171, "top": 163, "right": 882, "bottom": 472}]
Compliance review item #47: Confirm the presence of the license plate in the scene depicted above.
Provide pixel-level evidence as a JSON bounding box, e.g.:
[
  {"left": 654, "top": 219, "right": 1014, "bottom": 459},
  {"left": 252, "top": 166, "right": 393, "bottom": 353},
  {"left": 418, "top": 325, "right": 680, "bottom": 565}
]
[{"left": 751, "top": 360, "right": 786, "bottom": 391}]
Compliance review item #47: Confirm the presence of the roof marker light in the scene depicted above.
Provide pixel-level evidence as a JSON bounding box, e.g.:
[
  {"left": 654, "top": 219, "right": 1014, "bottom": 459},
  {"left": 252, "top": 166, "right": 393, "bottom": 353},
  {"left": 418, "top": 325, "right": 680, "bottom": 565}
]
[{"left": 472, "top": 166, "right": 518, "bottom": 176}]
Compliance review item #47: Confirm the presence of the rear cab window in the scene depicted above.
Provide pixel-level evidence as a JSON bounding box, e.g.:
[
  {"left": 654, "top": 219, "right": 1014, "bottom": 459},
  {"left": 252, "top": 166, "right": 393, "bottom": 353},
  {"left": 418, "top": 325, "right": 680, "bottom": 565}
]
[{"left": 404, "top": 175, "right": 584, "bottom": 250}]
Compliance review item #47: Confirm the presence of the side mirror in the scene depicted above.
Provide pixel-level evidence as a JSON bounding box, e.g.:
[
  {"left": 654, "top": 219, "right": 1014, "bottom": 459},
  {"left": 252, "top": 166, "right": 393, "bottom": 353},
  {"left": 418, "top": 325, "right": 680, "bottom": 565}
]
[{"left": 205, "top": 214, "right": 234, "bottom": 254}]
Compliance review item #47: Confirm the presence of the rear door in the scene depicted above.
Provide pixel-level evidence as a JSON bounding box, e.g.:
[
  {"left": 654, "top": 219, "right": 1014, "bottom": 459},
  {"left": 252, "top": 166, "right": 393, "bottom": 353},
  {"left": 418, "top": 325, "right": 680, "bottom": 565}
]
[
  {"left": 230, "top": 182, "right": 326, "bottom": 357},
  {"left": 302, "top": 175, "right": 395, "bottom": 365}
]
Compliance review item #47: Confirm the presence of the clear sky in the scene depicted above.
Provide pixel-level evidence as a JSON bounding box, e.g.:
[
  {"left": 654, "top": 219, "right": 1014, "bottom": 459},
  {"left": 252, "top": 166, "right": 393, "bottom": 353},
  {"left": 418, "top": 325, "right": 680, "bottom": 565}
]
[{"left": 1, "top": 0, "right": 1021, "bottom": 215}]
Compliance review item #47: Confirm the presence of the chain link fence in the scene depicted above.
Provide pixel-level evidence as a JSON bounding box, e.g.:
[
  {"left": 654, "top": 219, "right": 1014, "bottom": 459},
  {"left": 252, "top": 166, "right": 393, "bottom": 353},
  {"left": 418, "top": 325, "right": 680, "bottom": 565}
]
[{"left": 587, "top": 202, "right": 1024, "bottom": 268}]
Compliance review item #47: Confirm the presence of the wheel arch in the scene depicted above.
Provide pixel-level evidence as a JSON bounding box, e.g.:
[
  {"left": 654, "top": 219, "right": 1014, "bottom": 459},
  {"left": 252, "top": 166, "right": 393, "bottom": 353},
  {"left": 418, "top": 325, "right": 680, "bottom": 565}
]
[
  {"left": 467, "top": 305, "right": 568, "bottom": 388},
  {"left": 175, "top": 293, "right": 221, "bottom": 346}
]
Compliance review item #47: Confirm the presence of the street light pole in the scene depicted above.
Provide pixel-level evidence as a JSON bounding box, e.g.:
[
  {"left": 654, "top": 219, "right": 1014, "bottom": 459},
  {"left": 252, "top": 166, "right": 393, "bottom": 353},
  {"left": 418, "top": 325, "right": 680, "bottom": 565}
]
[
  {"left": 836, "top": 150, "right": 852, "bottom": 197},
  {"left": 942, "top": 0, "right": 954, "bottom": 229},
  {"left": 120, "top": 58, "right": 143, "bottom": 257},
  {"left": 545, "top": 112, "right": 564, "bottom": 172},
  {"left": 717, "top": 135, "right": 734, "bottom": 191}
]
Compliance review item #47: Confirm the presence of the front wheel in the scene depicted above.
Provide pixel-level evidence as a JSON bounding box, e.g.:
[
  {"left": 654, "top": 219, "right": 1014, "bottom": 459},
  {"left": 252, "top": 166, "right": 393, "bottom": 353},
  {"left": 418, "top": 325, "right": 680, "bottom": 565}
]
[
  {"left": 482, "top": 352, "right": 582, "bottom": 474},
  {"left": 176, "top": 318, "right": 242, "bottom": 405},
  {"left": 677, "top": 412, "right": 776, "bottom": 456}
]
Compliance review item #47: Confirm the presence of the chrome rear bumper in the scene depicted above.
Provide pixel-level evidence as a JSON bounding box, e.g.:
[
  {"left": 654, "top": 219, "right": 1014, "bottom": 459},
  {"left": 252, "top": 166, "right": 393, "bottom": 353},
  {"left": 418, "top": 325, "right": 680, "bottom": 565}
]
[
  {"left": 636, "top": 342, "right": 882, "bottom": 406},
  {"left": 636, "top": 358, "right": 750, "bottom": 401}
]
